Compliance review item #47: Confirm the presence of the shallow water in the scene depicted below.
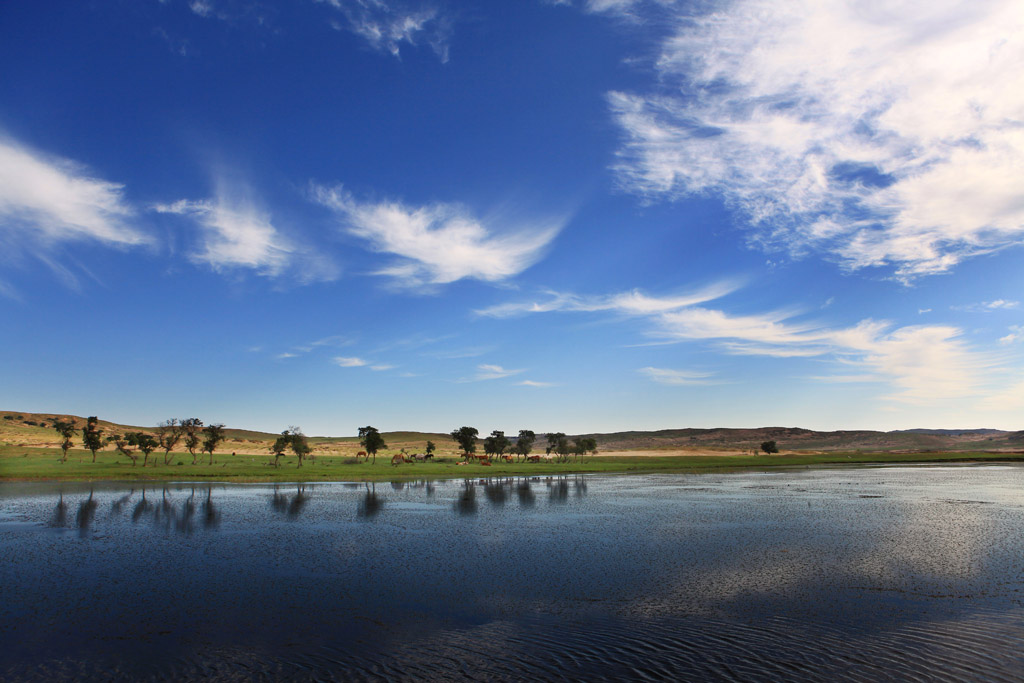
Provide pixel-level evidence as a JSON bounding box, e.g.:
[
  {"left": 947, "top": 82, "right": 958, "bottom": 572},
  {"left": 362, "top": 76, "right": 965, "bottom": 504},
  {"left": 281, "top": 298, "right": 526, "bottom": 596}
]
[{"left": 2, "top": 466, "right": 1023, "bottom": 681}]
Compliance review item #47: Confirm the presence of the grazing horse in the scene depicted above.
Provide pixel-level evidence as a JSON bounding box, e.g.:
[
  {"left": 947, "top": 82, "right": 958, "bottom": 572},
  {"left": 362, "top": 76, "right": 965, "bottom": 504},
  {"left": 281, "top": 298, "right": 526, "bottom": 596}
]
[
  {"left": 391, "top": 453, "right": 410, "bottom": 466},
  {"left": 357, "top": 451, "right": 367, "bottom": 458},
  {"left": 527, "top": 455, "right": 541, "bottom": 463},
  {"left": 501, "top": 454, "right": 514, "bottom": 463}
]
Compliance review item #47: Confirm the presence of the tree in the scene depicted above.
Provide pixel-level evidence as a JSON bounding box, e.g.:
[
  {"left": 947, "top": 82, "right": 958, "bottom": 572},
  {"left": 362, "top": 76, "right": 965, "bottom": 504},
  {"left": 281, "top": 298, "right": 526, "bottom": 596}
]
[
  {"left": 761, "top": 440, "right": 779, "bottom": 455},
  {"left": 483, "top": 430, "right": 509, "bottom": 460},
  {"left": 271, "top": 433, "right": 290, "bottom": 467},
  {"left": 515, "top": 430, "right": 536, "bottom": 461},
  {"left": 287, "top": 427, "right": 312, "bottom": 468},
  {"left": 555, "top": 435, "right": 572, "bottom": 463},
  {"left": 127, "top": 432, "right": 159, "bottom": 467},
  {"left": 450, "top": 426, "right": 479, "bottom": 456},
  {"left": 358, "top": 426, "right": 387, "bottom": 463},
  {"left": 156, "top": 418, "right": 184, "bottom": 465},
  {"left": 182, "top": 418, "right": 204, "bottom": 465},
  {"left": 546, "top": 432, "right": 566, "bottom": 458},
  {"left": 202, "top": 423, "right": 226, "bottom": 464},
  {"left": 52, "top": 418, "right": 77, "bottom": 463},
  {"left": 81, "top": 416, "right": 104, "bottom": 463},
  {"left": 425, "top": 440, "right": 436, "bottom": 456},
  {"left": 108, "top": 433, "right": 138, "bottom": 466},
  {"left": 573, "top": 437, "right": 597, "bottom": 462}
]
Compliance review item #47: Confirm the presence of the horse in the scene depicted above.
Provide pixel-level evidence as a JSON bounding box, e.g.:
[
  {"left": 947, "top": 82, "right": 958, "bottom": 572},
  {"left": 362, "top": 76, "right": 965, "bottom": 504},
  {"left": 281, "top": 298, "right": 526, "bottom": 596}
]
[
  {"left": 501, "top": 454, "right": 514, "bottom": 463},
  {"left": 527, "top": 455, "right": 541, "bottom": 463},
  {"left": 391, "top": 454, "right": 410, "bottom": 466},
  {"left": 357, "top": 451, "right": 367, "bottom": 458}
]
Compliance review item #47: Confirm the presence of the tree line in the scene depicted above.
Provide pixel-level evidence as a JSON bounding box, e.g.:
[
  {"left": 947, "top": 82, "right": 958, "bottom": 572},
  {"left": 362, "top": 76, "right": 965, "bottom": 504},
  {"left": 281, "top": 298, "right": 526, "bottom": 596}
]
[
  {"left": 52, "top": 417, "right": 228, "bottom": 467},
  {"left": 449, "top": 427, "right": 597, "bottom": 463}
]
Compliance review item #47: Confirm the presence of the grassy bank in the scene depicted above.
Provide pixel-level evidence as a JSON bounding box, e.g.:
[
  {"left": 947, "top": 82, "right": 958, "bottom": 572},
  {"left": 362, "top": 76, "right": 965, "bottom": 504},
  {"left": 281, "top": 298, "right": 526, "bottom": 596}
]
[{"left": 2, "top": 445, "right": 1022, "bottom": 482}]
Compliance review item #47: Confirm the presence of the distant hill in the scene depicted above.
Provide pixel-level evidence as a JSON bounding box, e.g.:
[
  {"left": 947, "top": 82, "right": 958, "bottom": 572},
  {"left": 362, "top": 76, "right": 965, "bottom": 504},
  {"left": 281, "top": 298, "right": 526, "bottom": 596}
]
[{"left": 1, "top": 410, "right": 1020, "bottom": 454}]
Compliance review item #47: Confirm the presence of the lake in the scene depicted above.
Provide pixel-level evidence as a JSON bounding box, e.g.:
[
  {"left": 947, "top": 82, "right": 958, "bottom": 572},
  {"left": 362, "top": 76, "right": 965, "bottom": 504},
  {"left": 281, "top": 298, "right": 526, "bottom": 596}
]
[{"left": 1, "top": 465, "right": 1023, "bottom": 681}]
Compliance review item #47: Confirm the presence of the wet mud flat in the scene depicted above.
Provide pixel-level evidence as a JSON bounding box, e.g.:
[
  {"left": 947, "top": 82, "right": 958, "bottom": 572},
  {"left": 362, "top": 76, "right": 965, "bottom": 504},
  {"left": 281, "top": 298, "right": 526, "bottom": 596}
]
[{"left": 1, "top": 466, "right": 1023, "bottom": 681}]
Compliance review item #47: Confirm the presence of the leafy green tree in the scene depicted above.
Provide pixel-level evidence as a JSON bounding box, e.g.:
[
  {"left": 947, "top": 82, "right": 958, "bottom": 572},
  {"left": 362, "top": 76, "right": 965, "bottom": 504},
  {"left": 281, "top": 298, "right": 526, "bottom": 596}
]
[
  {"left": 271, "top": 433, "right": 290, "bottom": 467},
  {"left": 358, "top": 426, "right": 387, "bottom": 463},
  {"left": 573, "top": 437, "right": 598, "bottom": 462},
  {"left": 156, "top": 418, "right": 184, "bottom": 465},
  {"left": 555, "top": 435, "right": 573, "bottom": 462},
  {"left": 287, "top": 427, "right": 312, "bottom": 468},
  {"left": 761, "top": 440, "right": 779, "bottom": 455},
  {"left": 182, "top": 418, "right": 203, "bottom": 464},
  {"left": 202, "top": 423, "right": 226, "bottom": 464},
  {"left": 483, "top": 430, "right": 509, "bottom": 459},
  {"left": 546, "top": 432, "right": 566, "bottom": 457},
  {"left": 108, "top": 433, "right": 138, "bottom": 466},
  {"left": 128, "top": 432, "right": 159, "bottom": 467},
  {"left": 515, "top": 430, "right": 536, "bottom": 460},
  {"left": 450, "top": 426, "right": 479, "bottom": 456},
  {"left": 52, "top": 418, "right": 77, "bottom": 463},
  {"left": 81, "top": 416, "right": 104, "bottom": 463},
  {"left": 425, "top": 440, "right": 436, "bottom": 456}
]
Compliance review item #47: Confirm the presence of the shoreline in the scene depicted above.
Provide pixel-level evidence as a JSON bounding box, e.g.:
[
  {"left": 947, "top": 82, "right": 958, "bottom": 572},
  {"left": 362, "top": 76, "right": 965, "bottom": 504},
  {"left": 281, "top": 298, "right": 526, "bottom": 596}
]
[{"left": 3, "top": 450, "right": 1023, "bottom": 484}]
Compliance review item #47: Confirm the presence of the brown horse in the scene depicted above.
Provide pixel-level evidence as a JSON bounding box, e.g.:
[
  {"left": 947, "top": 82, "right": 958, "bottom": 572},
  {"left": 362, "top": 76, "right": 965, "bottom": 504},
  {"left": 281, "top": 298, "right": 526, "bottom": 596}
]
[{"left": 391, "top": 454, "right": 410, "bottom": 466}]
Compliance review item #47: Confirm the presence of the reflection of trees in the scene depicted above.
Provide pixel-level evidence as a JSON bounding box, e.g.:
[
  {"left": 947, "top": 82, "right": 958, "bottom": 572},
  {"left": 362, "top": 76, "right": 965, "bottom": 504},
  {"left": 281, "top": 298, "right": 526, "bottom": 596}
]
[
  {"left": 484, "top": 479, "right": 508, "bottom": 507},
  {"left": 390, "top": 481, "right": 405, "bottom": 491},
  {"left": 75, "top": 489, "right": 97, "bottom": 537},
  {"left": 111, "top": 490, "right": 133, "bottom": 514},
  {"left": 201, "top": 486, "right": 220, "bottom": 529},
  {"left": 118, "top": 485, "right": 221, "bottom": 532},
  {"left": 516, "top": 478, "right": 536, "bottom": 508},
  {"left": 132, "top": 488, "right": 153, "bottom": 523},
  {"left": 50, "top": 491, "right": 68, "bottom": 528},
  {"left": 574, "top": 476, "right": 588, "bottom": 498},
  {"left": 271, "top": 485, "right": 311, "bottom": 519},
  {"left": 548, "top": 477, "right": 569, "bottom": 504},
  {"left": 358, "top": 483, "right": 383, "bottom": 519},
  {"left": 455, "top": 481, "right": 478, "bottom": 516}
]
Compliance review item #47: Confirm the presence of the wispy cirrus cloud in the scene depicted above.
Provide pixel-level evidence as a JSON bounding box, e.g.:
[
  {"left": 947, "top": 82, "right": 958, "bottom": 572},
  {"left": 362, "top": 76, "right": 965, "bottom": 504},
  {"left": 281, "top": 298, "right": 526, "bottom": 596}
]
[
  {"left": 459, "top": 363, "right": 524, "bottom": 382},
  {"left": 155, "top": 198, "right": 293, "bottom": 276},
  {"left": 155, "top": 185, "right": 338, "bottom": 282},
  {"left": 638, "top": 367, "right": 717, "bottom": 386},
  {"left": 0, "top": 137, "right": 147, "bottom": 251},
  {"left": 475, "top": 280, "right": 739, "bottom": 318},
  {"left": 485, "top": 284, "right": 1002, "bottom": 405},
  {"left": 333, "top": 356, "right": 369, "bottom": 367},
  {"left": 314, "top": 185, "right": 564, "bottom": 287},
  {"left": 951, "top": 299, "right": 1019, "bottom": 313},
  {"left": 516, "top": 380, "right": 556, "bottom": 387},
  {"left": 600, "top": 0, "right": 1024, "bottom": 280},
  {"left": 316, "top": 0, "right": 451, "bottom": 62}
]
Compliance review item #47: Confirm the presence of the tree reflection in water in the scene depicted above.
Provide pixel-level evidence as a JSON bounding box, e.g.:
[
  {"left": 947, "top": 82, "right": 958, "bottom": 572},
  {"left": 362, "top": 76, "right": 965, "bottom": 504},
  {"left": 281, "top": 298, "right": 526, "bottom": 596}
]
[
  {"left": 455, "top": 480, "right": 477, "bottom": 516},
  {"left": 358, "top": 483, "right": 383, "bottom": 519},
  {"left": 516, "top": 478, "right": 536, "bottom": 508},
  {"left": 75, "top": 488, "right": 97, "bottom": 537},
  {"left": 50, "top": 490, "right": 69, "bottom": 528}
]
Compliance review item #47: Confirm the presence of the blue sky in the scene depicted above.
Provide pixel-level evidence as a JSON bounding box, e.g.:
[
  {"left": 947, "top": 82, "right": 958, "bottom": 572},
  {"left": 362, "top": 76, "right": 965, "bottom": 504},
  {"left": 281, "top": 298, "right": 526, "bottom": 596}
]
[{"left": 2, "top": 0, "right": 1023, "bottom": 435}]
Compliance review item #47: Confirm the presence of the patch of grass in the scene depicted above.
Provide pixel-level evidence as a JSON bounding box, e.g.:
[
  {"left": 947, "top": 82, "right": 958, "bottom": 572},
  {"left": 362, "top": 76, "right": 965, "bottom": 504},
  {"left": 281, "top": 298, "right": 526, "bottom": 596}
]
[{"left": 1, "top": 444, "right": 1022, "bottom": 483}]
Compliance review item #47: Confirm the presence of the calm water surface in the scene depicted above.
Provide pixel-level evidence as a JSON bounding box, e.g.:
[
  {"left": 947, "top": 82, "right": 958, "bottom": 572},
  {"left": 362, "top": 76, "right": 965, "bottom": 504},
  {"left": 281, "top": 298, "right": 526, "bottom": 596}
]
[{"left": 2, "top": 466, "right": 1023, "bottom": 681}]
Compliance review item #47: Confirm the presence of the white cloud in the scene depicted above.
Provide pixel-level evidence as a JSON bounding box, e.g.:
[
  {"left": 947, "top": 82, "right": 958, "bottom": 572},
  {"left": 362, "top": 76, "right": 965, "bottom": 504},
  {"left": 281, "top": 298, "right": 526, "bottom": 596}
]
[
  {"left": 315, "top": 186, "right": 563, "bottom": 286},
  {"left": 517, "top": 380, "right": 556, "bottom": 387},
  {"left": 603, "top": 0, "right": 1024, "bottom": 279},
  {"left": 317, "top": 0, "right": 451, "bottom": 62},
  {"left": 156, "top": 190, "right": 338, "bottom": 282},
  {"left": 485, "top": 284, "right": 1002, "bottom": 405},
  {"left": 475, "top": 280, "right": 738, "bottom": 317},
  {"left": 0, "top": 138, "right": 147, "bottom": 251},
  {"left": 276, "top": 352, "right": 298, "bottom": 359},
  {"left": 638, "top": 367, "right": 717, "bottom": 386},
  {"left": 461, "top": 363, "right": 525, "bottom": 382},
  {"left": 370, "top": 364, "right": 395, "bottom": 371},
  {"left": 999, "top": 325, "right": 1024, "bottom": 345},
  {"left": 951, "top": 299, "right": 1020, "bottom": 313},
  {"left": 334, "top": 356, "right": 369, "bottom": 367},
  {"left": 189, "top": 1, "right": 213, "bottom": 17}
]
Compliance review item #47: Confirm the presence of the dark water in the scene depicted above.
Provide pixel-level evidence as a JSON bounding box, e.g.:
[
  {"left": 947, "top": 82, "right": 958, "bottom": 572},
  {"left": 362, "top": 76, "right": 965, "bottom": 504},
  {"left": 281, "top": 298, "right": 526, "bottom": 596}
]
[{"left": 1, "top": 466, "right": 1023, "bottom": 681}]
